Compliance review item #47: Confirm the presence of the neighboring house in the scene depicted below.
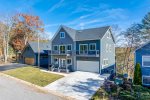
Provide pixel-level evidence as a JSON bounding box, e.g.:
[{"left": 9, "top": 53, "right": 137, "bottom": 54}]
[
  {"left": 135, "top": 41, "right": 150, "bottom": 86},
  {"left": 51, "top": 25, "right": 115, "bottom": 74},
  {"left": 21, "top": 41, "right": 51, "bottom": 68}
]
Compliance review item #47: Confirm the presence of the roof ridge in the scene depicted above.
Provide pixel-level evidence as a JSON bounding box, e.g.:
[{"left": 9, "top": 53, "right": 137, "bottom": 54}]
[{"left": 77, "top": 26, "right": 110, "bottom": 31}]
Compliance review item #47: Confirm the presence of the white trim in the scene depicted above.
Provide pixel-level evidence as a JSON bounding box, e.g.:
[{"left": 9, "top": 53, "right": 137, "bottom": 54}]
[
  {"left": 142, "top": 75, "right": 150, "bottom": 85},
  {"left": 60, "top": 32, "right": 65, "bottom": 38},
  {"left": 89, "top": 43, "right": 96, "bottom": 51},
  {"left": 79, "top": 44, "right": 88, "bottom": 54},
  {"left": 67, "top": 44, "right": 72, "bottom": 51},
  {"left": 67, "top": 58, "right": 72, "bottom": 65},
  {"left": 53, "top": 45, "right": 58, "bottom": 50},
  {"left": 142, "top": 55, "right": 150, "bottom": 67}
]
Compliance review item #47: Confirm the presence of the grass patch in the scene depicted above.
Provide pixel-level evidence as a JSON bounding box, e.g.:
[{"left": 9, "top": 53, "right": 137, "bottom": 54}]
[{"left": 3, "top": 66, "right": 63, "bottom": 87}]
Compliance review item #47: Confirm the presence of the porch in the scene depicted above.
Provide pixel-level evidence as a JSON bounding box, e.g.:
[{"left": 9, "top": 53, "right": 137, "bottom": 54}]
[{"left": 49, "top": 56, "right": 73, "bottom": 73}]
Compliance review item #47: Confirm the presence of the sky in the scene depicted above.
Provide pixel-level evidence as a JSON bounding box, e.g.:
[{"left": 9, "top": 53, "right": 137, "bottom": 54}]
[{"left": 0, "top": 0, "right": 150, "bottom": 39}]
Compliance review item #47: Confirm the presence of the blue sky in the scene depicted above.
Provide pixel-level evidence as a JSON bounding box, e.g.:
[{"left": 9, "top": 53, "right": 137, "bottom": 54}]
[{"left": 0, "top": 0, "right": 150, "bottom": 38}]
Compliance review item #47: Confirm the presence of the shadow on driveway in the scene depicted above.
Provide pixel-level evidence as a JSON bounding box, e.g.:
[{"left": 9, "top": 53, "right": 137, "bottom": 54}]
[{"left": 0, "top": 63, "right": 28, "bottom": 71}]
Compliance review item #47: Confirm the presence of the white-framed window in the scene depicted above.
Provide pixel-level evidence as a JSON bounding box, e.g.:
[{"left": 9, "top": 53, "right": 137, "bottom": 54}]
[
  {"left": 60, "top": 32, "right": 65, "bottom": 38},
  {"left": 142, "top": 76, "right": 150, "bottom": 85},
  {"left": 142, "top": 56, "right": 150, "bottom": 67},
  {"left": 79, "top": 44, "right": 88, "bottom": 54},
  {"left": 109, "top": 45, "right": 112, "bottom": 52},
  {"left": 54, "top": 58, "right": 58, "bottom": 64},
  {"left": 107, "top": 31, "right": 111, "bottom": 38},
  {"left": 106, "top": 44, "right": 109, "bottom": 52},
  {"left": 89, "top": 43, "right": 96, "bottom": 51},
  {"left": 103, "top": 59, "right": 108, "bottom": 66},
  {"left": 53, "top": 45, "right": 58, "bottom": 50},
  {"left": 67, "top": 44, "right": 72, "bottom": 51},
  {"left": 67, "top": 58, "right": 72, "bottom": 64}
]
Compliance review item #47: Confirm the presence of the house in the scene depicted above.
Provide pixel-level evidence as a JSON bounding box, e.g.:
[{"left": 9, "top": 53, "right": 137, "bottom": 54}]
[
  {"left": 50, "top": 25, "right": 115, "bottom": 74},
  {"left": 21, "top": 41, "right": 51, "bottom": 68},
  {"left": 135, "top": 41, "right": 150, "bottom": 86}
]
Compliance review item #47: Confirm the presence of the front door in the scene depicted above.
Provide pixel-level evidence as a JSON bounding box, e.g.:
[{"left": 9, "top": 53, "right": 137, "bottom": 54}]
[{"left": 59, "top": 59, "right": 66, "bottom": 67}]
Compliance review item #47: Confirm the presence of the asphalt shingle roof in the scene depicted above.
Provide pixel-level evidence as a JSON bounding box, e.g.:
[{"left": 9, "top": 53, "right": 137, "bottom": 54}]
[
  {"left": 28, "top": 41, "right": 51, "bottom": 53},
  {"left": 61, "top": 25, "right": 110, "bottom": 41}
]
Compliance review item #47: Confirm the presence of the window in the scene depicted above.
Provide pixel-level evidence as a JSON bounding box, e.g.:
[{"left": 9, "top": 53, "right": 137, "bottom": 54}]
[
  {"left": 107, "top": 32, "right": 111, "bottom": 38},
  {"left": 109, "top": 45, "right": 112, "bottom": 52},
  {"left": 67, "top": 59, "right": 72, "bottom": 64},
  {"left": 142, "top": 56, "right": 150, "bottom": 67},
  {"left": 103, "top": 59, "right": 108, "bottom": 65},
  {"left": 53, "top": 45, "right": 58, "bottom": 50},
  {"left": 54, "top": 58, "right": 58, "bottom": 64},
  {"left": 106, "top": 44, "right": 109, "bottom": 52},
  {"left": 89, "top": 43, "right": 96, "bottom": 51},
  {"left": 60, "top": 32, "right": 65, "bottom": 38},
  {"left": 80, "top": 44, "right": 88, "bottom": 54},
  {"left": 59, "top": 45, "right": 65, "bottom": 54},
  {"left": 143, "top": 76, "right": 150, "bottom": 85},
  {"left": 67, "top": 45, "right": 72, "bottom": 51}
]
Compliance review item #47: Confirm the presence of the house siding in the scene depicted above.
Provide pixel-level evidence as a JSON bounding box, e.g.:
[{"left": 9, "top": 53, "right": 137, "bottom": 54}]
[
  {"left": 135, "top": 42, "right": 150, "bottom": 86},
  {"left": 21, "top": 45, "right": 36, "bottom": 65},
  {"left": 52, "top": 27, "right": 76, "bottom": 71},
  {"left": 101, "top": 29, "right": 115, "bottom": 74}
]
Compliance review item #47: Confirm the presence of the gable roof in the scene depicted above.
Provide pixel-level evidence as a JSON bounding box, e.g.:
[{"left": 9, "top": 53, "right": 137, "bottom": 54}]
[
  {"left": 52, "top": 25, "right": 111, "bottom": 41},
  {"left": 28, "top": 41, "right": 51, "bottom": 53},
  {"left": 135, "top": 40, "right": 150, "bottom": 51},
  {"left": 76, "top": 26, "right": 110, "bottom": 41}
]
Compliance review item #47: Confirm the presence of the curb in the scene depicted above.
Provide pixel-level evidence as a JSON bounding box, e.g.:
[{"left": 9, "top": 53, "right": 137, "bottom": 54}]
[{"left": 0, "top": 73, "right": 76, "bottom": 100}]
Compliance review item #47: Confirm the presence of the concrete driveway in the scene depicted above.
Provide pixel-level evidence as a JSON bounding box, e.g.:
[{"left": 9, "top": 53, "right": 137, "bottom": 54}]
[
  {"left": 45, "top": 71, "right": 108, "bottom": 100},
  {"left": 0, "top": 74, "right": 64, "bottom": 100},
  {"left": 0, "top": 63, "right": 28, "bottom": 71}
]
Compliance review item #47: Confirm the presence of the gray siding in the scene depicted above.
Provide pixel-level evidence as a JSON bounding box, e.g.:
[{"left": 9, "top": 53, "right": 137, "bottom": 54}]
[
  {"left": 22, "top": 45, "right": 36, "bottom": 65},
  {"left": 100, "top": 29, "right": 115, "bottom": 73},
  {"left": 52, "top": 27, "right": 76, "bottom": 71}
]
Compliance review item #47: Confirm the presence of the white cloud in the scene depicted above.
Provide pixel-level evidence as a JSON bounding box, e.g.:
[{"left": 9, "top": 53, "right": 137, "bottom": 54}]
[{"left": 48, "top": 0, "right": 64, "bottom": 13}]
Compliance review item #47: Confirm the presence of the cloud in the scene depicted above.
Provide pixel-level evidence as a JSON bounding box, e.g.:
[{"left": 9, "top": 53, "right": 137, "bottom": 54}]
[{"left": 48, "top": 0, "right": 64, "bottom": 13}]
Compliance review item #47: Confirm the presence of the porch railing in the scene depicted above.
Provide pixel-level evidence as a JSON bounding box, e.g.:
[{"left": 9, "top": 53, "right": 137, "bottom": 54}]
[
  {"left": 76, "top": 50, "right": 99, "bottom": 57},
  {"left": 51, "top": 50, "right": 72, "bottom": 55}
]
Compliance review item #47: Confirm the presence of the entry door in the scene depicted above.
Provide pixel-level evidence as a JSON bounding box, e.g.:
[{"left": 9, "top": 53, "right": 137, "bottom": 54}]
[{"left": 59, "top": 59, "right": 66, "bottom": 67}]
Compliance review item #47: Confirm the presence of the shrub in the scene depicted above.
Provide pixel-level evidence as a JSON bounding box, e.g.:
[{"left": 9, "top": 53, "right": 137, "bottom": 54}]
[{"left": 133, "top": 63, "right": 142, "bottom": 85}]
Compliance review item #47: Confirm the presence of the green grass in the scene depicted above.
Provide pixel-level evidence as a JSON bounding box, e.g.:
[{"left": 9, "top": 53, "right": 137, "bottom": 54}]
[{"left": 3, "top": 66, "right": 63, "bottom": 87}]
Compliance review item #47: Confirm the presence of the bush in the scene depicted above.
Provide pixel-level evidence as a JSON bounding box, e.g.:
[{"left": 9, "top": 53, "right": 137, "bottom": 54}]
[{"left": 133, "top": 63, "right": 142, "bottom": 85}]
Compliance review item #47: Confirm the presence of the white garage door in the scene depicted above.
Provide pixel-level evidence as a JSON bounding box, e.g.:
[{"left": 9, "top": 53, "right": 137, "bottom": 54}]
[{"left": 77, "top": 60, "right": 99, "bottom": 73}]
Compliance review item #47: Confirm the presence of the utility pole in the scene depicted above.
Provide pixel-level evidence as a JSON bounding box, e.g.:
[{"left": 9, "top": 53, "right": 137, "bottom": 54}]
[{"left": 38, "top": 34, "right": 40, "bottom": 68}]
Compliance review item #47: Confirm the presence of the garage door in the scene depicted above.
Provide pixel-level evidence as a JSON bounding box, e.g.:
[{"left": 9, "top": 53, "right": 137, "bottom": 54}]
[
  {"left": 77, "top": 60, "right": 99, "bottom": 73},
  {"left": 25, "top": 58, "right": 35, "bottom": 65}
]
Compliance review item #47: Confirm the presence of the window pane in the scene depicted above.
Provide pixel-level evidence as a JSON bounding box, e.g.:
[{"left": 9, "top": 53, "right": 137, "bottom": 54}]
[
  {"left": 54, "top": 46, "right": 58, "bottom": 50},
  {"left": 143, "top": 77, "right": 150, "bottom": 84},
  {"left": 67, "top": 45, "right": 71, "bottom": 50},
  {"left": 90, "top": 44, "right": 96, "bottom": 50},
  {"left": 67, "top": 59, "right": 71, "bottom": 64},
  {"left": 143, "top": 56, "right": 150, "bottom": 66}
]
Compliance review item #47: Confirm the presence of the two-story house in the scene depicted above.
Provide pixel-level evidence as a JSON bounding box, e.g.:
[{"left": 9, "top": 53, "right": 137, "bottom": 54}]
[
  {"left": 135, "top": 41, "right": 150, "bottom": 86},
  {"left": 51, "top": 25, "right": 115, "bottom": 74}
]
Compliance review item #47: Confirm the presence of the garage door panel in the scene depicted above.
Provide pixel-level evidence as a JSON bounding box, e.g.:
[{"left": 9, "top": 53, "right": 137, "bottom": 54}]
[
  {"left": 77, "top": 60, "right": 99, "bottom": 73},
  {"left": 25, "top": 58, "right": 35, "bottom": 65}
]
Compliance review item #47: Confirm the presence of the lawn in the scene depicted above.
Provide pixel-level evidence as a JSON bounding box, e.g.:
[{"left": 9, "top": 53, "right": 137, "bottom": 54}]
[{"left": 3, "top": 66, "right": 64, "bottom": 87}]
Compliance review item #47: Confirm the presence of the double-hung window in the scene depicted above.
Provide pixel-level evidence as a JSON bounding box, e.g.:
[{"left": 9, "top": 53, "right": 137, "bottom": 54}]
[
  {"left": 60, "top": 32, "right": 65, "bottom": 38},
  {"left": 142, "top": 56, "right": 150, "bottom": 67},
  {"left": 89, "top": 43, "right": 96, "bottom": 51},
  {"left": 67, "top": 45, "right": 72, "bottom": 51},
  {"left": 67, "top": 59, "right": 72, "bottom": 65},
  {"left": 143, "top": 76, "right": 150, "bottom": 85},
  {"left": 53, "top": 45, "right": 58, "bottom": 51}
]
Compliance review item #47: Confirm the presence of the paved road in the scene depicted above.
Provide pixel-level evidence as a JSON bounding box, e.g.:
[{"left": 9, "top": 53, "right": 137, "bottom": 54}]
[
  {"left": 45, "top": 71, "right": 109, "bottom": 100},
  {"left": 0, "top": 75, "right": 64, "bottom": 100},
  {"left": 0, "top": 63, "right": 28, "bottom": 71}
]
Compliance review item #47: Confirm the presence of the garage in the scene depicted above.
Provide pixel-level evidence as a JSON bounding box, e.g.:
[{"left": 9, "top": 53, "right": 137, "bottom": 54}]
[
  {"left": 24, "top": 58, "right": 35, "bottom": 65},
  {"left": 77, "top": 60, "right": 99, "bottom": 73}
]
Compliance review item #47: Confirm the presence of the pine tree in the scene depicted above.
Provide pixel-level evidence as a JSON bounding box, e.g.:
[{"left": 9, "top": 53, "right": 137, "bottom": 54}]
[{"left": 133, "top": 63, "right": 142, "bottom": 85}]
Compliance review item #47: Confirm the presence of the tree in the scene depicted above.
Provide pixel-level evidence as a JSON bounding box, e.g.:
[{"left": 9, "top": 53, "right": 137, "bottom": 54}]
[
  {"left": 141, "top": 12, "right": 150, "bottom": 42},
  {"left": 121, "top": 24, "right": 142, "bottom": 76},
  {"left": 10, "top": 13, "right": 44, "bottom": 51},
  {"left": 133, "top": 63, "right": 142, "bottom": 85}
]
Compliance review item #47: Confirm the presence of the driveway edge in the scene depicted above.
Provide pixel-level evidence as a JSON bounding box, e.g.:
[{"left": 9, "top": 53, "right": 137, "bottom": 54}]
[{"left": 0, "top": 72, "right": 76, "bottom": 100}]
